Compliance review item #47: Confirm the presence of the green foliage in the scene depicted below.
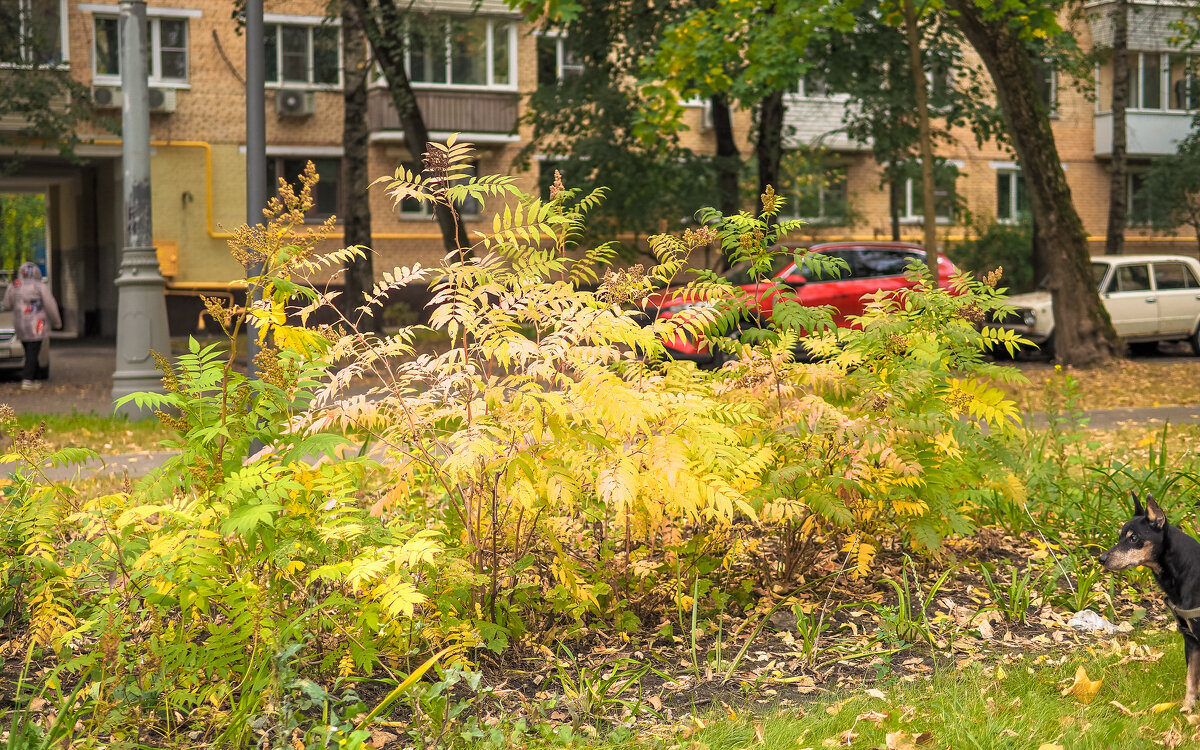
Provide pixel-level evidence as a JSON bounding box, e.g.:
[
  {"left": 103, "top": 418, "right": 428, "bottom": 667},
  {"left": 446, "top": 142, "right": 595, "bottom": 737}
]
[
  {"left": 1142, "top": 127, "right": 1200, "bottom": 244},
  {"left": 949, "top": 219, "right": 1035, "bottom": 295},
  {"left": 976, "top": 561, "right": 1049, "bottom": 624},
  {"left": 0, "top": 193, "right": 45, "bottom": 271},
  {"left": 0, "top": 144, "right": 1051, "bottom": 744}
]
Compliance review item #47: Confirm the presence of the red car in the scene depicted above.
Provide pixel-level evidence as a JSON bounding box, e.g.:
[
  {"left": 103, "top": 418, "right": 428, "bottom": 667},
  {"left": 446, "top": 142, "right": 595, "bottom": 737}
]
[{"left": 645, "top": 241, "right": 959, "bottom": 362}]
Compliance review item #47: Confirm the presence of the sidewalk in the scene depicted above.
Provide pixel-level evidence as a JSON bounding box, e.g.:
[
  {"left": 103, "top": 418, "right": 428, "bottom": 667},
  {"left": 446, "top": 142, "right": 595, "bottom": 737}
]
[{"left": 2, "top": 338, "right": 1200, "bottom": 480}]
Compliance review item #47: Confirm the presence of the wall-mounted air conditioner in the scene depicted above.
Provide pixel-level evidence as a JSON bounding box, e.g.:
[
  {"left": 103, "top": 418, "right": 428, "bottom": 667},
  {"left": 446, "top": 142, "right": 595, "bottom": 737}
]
[
  {"left": 275, "top": 90, "right": 316, "bottom": 117},
  {"left": 149, "top": 87, "right": 177, "bottom": 114},
  {"left": 91, "top": 86, "right": 123, "bottom": 110}
]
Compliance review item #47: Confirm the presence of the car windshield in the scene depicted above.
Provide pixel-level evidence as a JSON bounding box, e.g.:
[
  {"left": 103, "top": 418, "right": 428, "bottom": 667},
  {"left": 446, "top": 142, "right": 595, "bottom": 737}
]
[
  {"left": 722, "top": 254, "right": 795, "bottom": 286},
  {"left": 1091, "top": 262, "right": 1110, "bottom": 291}
]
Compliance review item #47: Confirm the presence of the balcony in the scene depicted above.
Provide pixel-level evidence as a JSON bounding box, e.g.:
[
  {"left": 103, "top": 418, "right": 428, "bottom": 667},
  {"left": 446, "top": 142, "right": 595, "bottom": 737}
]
[
  {"left": 782, "top": 94, "right": 869, "bottom": 152},
  {"left": 1094, "top": 111, "right": 1196, "bottom": 157},
  {"left": 367, "top": 88, "right": 519, "bottom": 138}
]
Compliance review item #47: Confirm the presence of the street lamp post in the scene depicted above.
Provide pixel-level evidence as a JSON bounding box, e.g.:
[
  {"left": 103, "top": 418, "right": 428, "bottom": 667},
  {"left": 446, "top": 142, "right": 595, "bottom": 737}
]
[{"left": 112, "top": 0, "right": 171, "bottom": 416}]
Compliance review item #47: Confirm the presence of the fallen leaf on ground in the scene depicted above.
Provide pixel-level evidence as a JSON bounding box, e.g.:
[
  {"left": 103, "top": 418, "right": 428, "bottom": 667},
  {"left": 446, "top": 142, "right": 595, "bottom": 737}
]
[
  {"left": 1152, "top": 702, "right": 1177, "bottom": 714},
  {"left": 1110, "top": 700, "right": 1136, "bottom": 716},
  {"left": 866, "top": 688, "right": 887, "bottom": 700},
  {"left": 1062, "top": 666, "right": 1103, "bottom": 704}
]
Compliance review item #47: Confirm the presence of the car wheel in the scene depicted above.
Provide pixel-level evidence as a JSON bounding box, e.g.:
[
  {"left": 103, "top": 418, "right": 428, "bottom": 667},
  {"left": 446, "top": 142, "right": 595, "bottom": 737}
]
[{"left": 1191, "top": 326, "right": 1200, "bottom": 357}]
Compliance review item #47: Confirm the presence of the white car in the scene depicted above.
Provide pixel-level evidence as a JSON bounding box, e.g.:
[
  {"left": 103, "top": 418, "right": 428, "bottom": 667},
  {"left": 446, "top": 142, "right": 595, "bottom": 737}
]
[{"left": 997, "top": 254, "right": 1200, "bottom": 356}]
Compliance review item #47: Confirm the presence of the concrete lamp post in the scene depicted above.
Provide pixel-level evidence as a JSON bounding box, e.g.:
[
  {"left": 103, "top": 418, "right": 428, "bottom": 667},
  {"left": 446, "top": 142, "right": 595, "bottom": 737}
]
[{"left": 111, "top": 0, "right": 171, "bottom": 417}]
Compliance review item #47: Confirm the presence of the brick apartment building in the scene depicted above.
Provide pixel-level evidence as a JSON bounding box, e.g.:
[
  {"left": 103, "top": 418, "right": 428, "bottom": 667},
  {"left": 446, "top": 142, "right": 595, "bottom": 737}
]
[{"left": 0, "top": 0, "right": 1197, "bottom": 337}]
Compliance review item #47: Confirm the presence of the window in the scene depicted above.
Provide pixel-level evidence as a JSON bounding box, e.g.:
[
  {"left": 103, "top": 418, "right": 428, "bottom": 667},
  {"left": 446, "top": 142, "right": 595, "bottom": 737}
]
[
  {"left": 897, "top": 168, "right": 958, "bottom": 223},
  {"left": 265, "top": 23, "right": 340, "bottom": 87},
  {"left": 399, "top": 161, "right": 481, "bottom": 218},
  {"left": 268, "top": 157, "right": 341, "bottom": 220},
  {"left": 855, "top": 249, "right": 924, "bottom": 278},
  {"left": 404, "top": 15, "right": 516, "bottom": 89},
  {"left": 996, "top": 171, "right": 1030, "bottom": 223},
  {"left": 93, "top": 15, "right": 189, "bottom": 84},
  {"left": 1035, "top": 60, "right": 1057, "bottom": 113},
  {"left": 1169, "top": 54, "right": 1200, "bottom": 110},
  {"left": 1154, "top": 262, "right": 1200, "bottom": 290},
  {"left": 780, "top": 165, "right": 847, "bottom": 223},
  {"left": 795, "top": 69, "right": 841, "bottom": 98},
  {"left": 1, "top": 0, "right": 63, "bottom": 65},
  {"left": 1123, "top": 52, "right": 1200, "bottom": 111},
  {"left": 1127, "top": 171, "right": 1165, "bottom": 227},
  {"left": 1110, "top": 264, "right": 1151, "bottom": 293},
  {"left": 536, "top": 34, "right": 581, "bottom": 87}
]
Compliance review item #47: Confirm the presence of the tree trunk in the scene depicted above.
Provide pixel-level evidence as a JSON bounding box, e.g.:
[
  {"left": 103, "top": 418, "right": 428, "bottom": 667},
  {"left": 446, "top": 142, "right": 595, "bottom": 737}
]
[
  {"left": 1105, "top": 0, "right": 1129, "bottom": 256},
  {"left": 756, "top": 90, "right": 785, "bottom": 219},
  {"left": 711, "top": 93, "right": 740, "bottom": 216},
  {"left": 350, "top": 0, "right": 470, "bottom": 256},
  {"left": 949, "top": 0, "right": 1119, "bottom": 365},
  {"left": 902, "top": 0, "right": 939, "bottom": 284},
  {"left": 341, "top": 1, "right": 376, "bottom": 331},
  {"left": 711, "top": 93, "right": 740, "bottom": 270}
]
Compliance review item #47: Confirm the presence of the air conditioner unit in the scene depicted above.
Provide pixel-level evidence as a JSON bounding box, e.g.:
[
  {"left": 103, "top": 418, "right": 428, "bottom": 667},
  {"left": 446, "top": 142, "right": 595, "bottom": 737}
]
[
  {"left": 91, "top": 86, "right": 123, "bottom": 110},
  {"left": 148, "top": 87, "right": 177, "bottom": 114},
  {"left": 275, "top": 89, "right": 316, "bottom": 117}
]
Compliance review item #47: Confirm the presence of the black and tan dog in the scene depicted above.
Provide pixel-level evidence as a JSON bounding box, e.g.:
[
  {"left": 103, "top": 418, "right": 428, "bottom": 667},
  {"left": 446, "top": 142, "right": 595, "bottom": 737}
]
[{"left": 1100, "top": 492, "right": 1200, "bottom": 711}]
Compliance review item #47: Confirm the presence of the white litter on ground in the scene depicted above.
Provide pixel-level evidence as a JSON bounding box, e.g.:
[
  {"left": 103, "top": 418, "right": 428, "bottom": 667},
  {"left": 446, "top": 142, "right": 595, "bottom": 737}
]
[{"left": 1068, "top": 610, "right": 1118, "bottom": 633}]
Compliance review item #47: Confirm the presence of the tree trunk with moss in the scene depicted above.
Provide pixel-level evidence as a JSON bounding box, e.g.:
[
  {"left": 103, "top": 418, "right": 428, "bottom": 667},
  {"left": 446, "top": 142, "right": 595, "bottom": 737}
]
[{"left": 949, "top": 0, "right": 1119, "bottom": 365}]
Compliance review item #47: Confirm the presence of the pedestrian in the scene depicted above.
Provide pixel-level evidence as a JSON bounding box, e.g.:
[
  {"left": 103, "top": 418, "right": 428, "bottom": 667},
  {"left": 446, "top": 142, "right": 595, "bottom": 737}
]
[{"left": 2, "top": 262, "right": 61, "bottom": 390}]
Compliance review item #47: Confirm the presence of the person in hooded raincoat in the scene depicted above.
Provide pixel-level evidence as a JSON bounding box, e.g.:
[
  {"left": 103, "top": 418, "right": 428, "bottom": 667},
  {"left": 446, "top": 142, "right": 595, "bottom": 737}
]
[{"left": 2, "top": 262, "right": 62, "bottom": 389}]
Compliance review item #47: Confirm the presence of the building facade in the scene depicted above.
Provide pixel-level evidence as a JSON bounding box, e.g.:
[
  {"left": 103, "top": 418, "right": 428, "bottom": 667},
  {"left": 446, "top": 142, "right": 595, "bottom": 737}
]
[{"left": 0, "top": 0, "right": 1196, "bottom": 338}]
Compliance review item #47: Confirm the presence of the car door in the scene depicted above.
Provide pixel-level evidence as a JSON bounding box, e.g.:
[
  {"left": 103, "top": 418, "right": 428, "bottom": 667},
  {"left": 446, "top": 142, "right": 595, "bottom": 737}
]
[
  {"left": 1151, "top": 261, "right": 1200, "bottom": 336},
  {"left": 792, "top": 250, "right": 857, "bottom": 327},
  {"left": 1101, "top": 262, "right": 1158, "bottom": 338}
]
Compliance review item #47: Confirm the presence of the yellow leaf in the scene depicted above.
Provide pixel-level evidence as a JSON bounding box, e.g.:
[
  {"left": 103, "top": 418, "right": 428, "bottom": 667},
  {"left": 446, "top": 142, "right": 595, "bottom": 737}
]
[
  {"left": 1061, "top": 666, "right": 1102, "bottom": 704},
  {"left": 1036, "top": 745, "right": 1063, "bottom": 750},
  {"left": 996, "top": 665, "right": 1007, "bottom": 680},
  {"left": 1151, "top": 701, "right": 1177, "bottom": 713}
]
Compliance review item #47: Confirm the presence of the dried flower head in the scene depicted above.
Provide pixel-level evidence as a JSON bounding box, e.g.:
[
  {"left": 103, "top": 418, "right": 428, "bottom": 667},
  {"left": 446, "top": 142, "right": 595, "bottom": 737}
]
[
  {"left": 761, "top": 185, "right": 779, "bottom": 214},
  {"left": 960, "top": 303, "right": 986, "bottom": 324},
  {"left": 982, "top": 267, "right": 1004, "bottom": 288},
  {"left": 598, "top": 264, "right": 649, "bottom": 304},
  {"left": 683, "top": 226, "right": 718, "bottom": 249},
  {"left": 422, "top": 142, "right": 451, "bottom": 190},
  {"left": 550, "top": 169, "right": 565, "bottom": 201}
]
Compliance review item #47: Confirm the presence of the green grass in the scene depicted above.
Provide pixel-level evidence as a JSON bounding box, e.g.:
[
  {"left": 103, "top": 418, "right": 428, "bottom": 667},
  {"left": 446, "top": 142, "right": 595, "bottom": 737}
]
[
  {"left": 12, "top": 411, "right": 175, "bottom": 453},
  {"left": 532, "top": 630, "right": 1195, "bottom": 750}
]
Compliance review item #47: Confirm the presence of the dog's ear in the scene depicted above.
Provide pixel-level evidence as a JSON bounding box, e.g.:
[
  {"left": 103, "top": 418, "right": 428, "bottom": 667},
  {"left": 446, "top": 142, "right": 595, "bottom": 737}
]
[
  {"left": 1132, "top": 491, "right": 1144, "bottom": 516},
  {"left": 1146, "top": 494, "right": 1167, "bottom": 530}
]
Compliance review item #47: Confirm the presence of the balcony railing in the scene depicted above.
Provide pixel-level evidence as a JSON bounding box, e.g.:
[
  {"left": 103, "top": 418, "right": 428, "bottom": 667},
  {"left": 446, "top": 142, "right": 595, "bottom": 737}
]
[
  {"left": 367, "top": 88, "right": 518, "bottom": 135},
  {"left": 1094, "top": 111, "right": 1196, "bottom": 157}
]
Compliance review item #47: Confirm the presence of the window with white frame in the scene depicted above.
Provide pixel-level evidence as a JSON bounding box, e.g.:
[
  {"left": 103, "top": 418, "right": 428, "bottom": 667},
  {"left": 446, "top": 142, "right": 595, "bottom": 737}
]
[
  {"left": 265, "top": 22, "right": 340, "bottom": 87},
  {"left": 996, "top": 171, "right": 1030, "bottom": 223},
  {"left": 1125, "top": 52, "right": 1200, "bottom": 111},
  {"left": 780, "top": 165, "right": 847, "bottom": 222},
  {"left": 536, "top": 33, "right": 581, "bottom": 87},
  {"left": 92, "top": 14, "right": 189, "bottom": 84},
  {"left": 404, "top": 15, "right": 517, "bottom": 89},
  {"left": 897, "top": 168, "right": 957, "bottom": 223},
  {"left": 1, "top": 0, "right": 65, "bottom": 66}
]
